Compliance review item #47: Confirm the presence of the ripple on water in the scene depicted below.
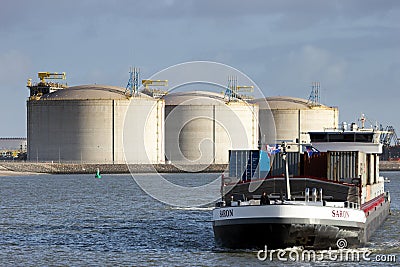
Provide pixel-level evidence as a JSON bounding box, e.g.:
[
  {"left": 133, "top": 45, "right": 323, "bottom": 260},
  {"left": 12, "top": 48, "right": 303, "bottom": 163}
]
[{"left": 0, "top": 173, "right": 399, "bottom": 266}]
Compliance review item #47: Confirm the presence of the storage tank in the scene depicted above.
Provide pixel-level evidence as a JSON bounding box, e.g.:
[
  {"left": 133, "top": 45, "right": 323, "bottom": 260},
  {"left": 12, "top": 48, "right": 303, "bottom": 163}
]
[
  {"left": 27, "top": 84, "right": 164, "bottom": 163},
  {"left": 164, "top": 91, "right": 258, "bottom": 166},
  {"left": 252, "top": 97, "right": 339, "bottom": 147}
]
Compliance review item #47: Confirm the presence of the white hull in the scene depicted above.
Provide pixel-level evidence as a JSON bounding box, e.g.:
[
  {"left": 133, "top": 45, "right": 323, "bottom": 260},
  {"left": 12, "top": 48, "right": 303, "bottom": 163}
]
[{"left": 212, "top": 194, "right": 390, "bottom": 249}]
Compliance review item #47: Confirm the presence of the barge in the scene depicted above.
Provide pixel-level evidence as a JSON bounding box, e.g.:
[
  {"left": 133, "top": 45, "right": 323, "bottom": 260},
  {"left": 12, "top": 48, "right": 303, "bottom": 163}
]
[{"left": 212, "top": 128, "right": 390, "bottom": 249}]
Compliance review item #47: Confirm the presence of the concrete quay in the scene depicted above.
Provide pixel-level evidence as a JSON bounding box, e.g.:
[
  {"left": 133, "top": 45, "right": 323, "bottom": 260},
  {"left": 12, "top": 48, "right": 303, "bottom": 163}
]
[
  {"left": 0, "top": 162, "right": 228, "bottom": 175},
  {"left": 1, "top": 161, "right": 397, "bottom": 175},
  {"left": 380, "top": 161, "right": 400, "bottom": 171}
]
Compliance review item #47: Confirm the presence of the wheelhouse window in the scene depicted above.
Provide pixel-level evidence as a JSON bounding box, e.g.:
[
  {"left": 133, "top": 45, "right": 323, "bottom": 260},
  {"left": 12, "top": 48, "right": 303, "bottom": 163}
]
[{"left": 310, "top": 132, "right": 374, "bottom": 143}]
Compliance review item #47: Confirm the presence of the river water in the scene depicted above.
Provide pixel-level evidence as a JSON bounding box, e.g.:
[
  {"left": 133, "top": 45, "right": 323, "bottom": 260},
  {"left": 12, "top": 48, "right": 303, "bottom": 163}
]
[{"left": 0, "top": 172, "right": 398, "bottom": 266}]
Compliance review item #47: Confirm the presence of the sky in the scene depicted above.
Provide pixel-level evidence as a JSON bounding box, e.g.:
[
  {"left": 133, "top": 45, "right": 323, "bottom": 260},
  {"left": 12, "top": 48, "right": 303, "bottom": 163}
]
[{"left": 0, "top": 0, "right": 399, "bottom": 137}]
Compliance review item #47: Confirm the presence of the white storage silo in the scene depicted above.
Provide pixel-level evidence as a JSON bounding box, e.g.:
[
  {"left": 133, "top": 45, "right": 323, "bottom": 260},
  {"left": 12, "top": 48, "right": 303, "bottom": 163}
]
[
  {"left": 27, "top": 84, "right": 164, "bottom": 164},
  {"left": 252, "top": 96, "right": 339, "bottom": 147},
  {"left": 164, "top": 91, "right": 258, "bottom": 166}
]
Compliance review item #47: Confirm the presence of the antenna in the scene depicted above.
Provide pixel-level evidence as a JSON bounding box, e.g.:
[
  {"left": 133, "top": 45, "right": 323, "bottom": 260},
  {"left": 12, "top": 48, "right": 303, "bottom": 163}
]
[
  {"left": 224, "top": 76, "right": 236, "bottom": 101},
  {"left": 308, "top": 82, "right": 321, "bottom": 107},
  {"left": 360, "top": 113, "right": 366, "bottom": 129},
  {"left": 125, "top": 67, "right": 140, "bottom": 97}
]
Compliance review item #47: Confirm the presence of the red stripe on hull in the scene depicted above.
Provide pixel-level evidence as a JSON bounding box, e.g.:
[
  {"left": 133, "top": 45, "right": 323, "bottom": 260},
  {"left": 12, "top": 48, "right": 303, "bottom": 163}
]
[{"left": 362, "top": 194, "right": 385, "bottom": 215}]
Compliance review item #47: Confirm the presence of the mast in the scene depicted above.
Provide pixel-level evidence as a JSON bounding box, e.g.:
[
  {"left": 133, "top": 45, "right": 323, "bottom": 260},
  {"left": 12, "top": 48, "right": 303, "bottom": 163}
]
[{"left": 281, "top": 142, "right": 291, "bottom": 200}]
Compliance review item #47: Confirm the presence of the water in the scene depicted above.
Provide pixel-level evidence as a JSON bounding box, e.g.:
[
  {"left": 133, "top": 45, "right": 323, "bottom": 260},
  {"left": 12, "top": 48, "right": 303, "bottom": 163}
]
[{"left": 0, "top": 172, "right": 399, "bottom": 266}]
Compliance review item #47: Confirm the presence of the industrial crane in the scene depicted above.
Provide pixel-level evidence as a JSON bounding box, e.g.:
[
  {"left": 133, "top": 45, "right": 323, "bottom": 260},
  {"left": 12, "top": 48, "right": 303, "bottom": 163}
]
[
  {"left": 141, "top": 79, "right": 168, "bottom": 98},
  {"left": 27, "top": 71, "right": 67, "bottom": 100},
  {"left": 38, "top": 72, "right": 66, "bottom": 84},
  {"left": 380, "top": 125, "right": 400, "bottom": 146},
  {"left": 236, "top": 85, "right": 254, "bottom": 91},
  {"left": 142, "top": 79, "right": 168, "bottom": 89},
  {"left": 224, "top": 76, "right": 254, "bottom": 101},
  {"left": 123, "top": 67, "right": 168, "bottom": 98},
  {"left": 379, "top": 125, "right": 400, "bottom": 161}
]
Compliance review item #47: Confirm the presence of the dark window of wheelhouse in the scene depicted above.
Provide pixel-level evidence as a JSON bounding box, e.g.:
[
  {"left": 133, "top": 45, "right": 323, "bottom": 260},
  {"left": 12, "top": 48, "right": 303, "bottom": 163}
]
[
  {"left": 309, "top": 133, "right": 328, "bottom": 142},
  {"left": 309, "top": 132, "right": 374, "bottom": 143},
  {"left": 354, "top": 133, "right": 373, "bottom": 142}
]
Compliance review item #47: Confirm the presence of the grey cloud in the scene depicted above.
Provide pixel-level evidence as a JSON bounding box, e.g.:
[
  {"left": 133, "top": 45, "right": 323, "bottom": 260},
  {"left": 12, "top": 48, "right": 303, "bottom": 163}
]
[
  {"left": 2, "top": 1, "right": 400, "bottom": 32},
  {"left": 1, "top": 0, "right": 400, "bottom": 135}
]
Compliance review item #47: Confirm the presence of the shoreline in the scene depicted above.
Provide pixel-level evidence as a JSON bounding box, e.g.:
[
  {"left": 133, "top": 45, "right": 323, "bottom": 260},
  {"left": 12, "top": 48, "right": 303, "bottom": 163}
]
[
  {"left": 0, "top": 166, "right": 42, "bottom": 176},
  {"left": 379, "top": 161, "right": 400, "bottom": 172},
  {"left": 0, "top": 162, "right": 228, "bottom": 175},
  {"left": 0, "top": 170, "right": 42, "bottom": 177},
  {"left": 0, "top": 161, "right": 398, "bottom": 176}
]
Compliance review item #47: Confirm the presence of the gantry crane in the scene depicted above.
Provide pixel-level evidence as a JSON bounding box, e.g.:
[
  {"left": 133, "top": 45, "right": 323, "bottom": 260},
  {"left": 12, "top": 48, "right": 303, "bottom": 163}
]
[
  {"left": 142, "top": 79, "right": 168, "bottom": 89},
  {"left": 380, "top": 125, "right": 400, "bottom": 146},
  {"left": 224, "top": 76, "right": 254, "bottom": 101},
  {"left": 27, "top": 72, "right": 67, "bottom": 100},
  {"left": 141, "top": 79, "right": 168, "bottom": 98},
  {"left": 38, "top": 72, "right": 66, "bottom": 84}
]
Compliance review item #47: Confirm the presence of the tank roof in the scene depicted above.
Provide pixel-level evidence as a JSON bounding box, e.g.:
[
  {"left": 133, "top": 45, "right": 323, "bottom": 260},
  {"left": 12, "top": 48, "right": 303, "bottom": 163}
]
[
  {"left": 41, "top": 84, "right": 153, "bottom": 100},
  {"left": 164, "top": 90, "right": 247, "bottom": 105},
  {"left": 251, "top": 96, "right": 335, "bottom": 110}
]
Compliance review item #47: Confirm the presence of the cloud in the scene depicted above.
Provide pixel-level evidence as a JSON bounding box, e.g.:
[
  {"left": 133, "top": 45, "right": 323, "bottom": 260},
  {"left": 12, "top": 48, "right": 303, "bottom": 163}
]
[
  {"left": 2, "top": 1, "right": 399, "bottom": 33},
  {"left": 288, "top": 45, "right": 347, "bottom": 83},
  {"left": 0, "top": 50, "right": 32, "bottom": 86},
  {"left": 0, "top": 0, "right": 399, "bottom": 135}
]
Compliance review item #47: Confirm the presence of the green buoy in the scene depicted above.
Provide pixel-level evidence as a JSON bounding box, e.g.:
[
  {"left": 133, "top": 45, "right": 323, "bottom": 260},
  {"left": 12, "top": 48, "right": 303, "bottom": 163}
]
[{"left": 95, "top": 168, "right": 102, "bottom": 179}]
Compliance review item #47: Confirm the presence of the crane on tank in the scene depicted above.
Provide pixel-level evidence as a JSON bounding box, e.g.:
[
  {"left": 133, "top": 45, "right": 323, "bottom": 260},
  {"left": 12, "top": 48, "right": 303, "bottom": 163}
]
[
  {"left": 224, "top": 76, "right": 254, "bottom": 102},
  {"left": 141, "top": 79, "right": 168, "bottom": 98},
  {"left": 27, "top": 72, "right": 67, "bottom": 100},
  {"left": 38, "top": 72, "right": 66, "bottom": 83}
]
